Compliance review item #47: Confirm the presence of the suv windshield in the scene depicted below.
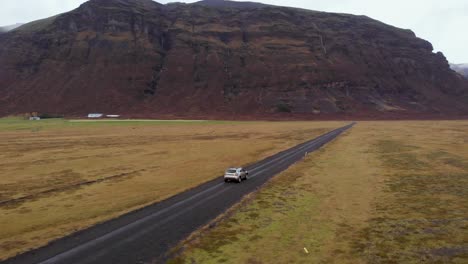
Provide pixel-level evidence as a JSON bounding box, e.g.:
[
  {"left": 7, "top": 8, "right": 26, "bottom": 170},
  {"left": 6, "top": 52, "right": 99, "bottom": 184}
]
[{"left": 227, "top": 169, "right": 237, "bottom": 173}]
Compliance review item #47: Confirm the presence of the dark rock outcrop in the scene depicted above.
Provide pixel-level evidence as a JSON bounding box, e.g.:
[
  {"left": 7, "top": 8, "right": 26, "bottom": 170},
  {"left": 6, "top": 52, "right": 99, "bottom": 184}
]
[{"left": 0, "top": 0, "right": 467, "bottom": 117}]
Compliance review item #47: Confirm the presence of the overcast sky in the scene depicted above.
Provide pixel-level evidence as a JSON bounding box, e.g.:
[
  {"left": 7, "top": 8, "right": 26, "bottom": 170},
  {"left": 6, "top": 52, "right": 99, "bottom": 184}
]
[{"left": 1, "top": 0, "right": 467, "bottom": 63}]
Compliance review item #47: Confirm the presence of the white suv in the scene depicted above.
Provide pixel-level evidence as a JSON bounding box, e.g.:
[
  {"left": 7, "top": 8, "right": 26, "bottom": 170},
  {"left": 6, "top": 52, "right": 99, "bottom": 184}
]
[{"left": 224, "top": 167, "right": 249, "bottom": 183}]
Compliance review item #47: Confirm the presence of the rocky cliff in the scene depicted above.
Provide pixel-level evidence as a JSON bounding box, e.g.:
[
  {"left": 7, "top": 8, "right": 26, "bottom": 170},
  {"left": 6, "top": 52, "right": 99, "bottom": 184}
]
[{"left": 0, "top": 0, "right": 467, "bottom": 118}]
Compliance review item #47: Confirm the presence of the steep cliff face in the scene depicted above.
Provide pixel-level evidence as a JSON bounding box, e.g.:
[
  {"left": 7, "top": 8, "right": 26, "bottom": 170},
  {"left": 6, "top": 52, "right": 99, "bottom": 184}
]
[{"left": 0, "top": 0, "right": 467, "bottom": 117}]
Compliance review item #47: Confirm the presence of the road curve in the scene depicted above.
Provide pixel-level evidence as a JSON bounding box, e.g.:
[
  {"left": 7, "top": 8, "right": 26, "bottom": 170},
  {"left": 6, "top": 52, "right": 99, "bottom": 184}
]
[{"left": 4, "top": 123, "right": 355, "bottom": 264}]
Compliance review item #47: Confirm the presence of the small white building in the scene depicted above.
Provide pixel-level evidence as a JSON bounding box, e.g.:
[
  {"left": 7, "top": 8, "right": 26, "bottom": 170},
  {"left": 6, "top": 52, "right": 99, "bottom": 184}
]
[
  {"left": 29, "top": 117, "right": 41, "bottom": 121},
  {"left": 106, "top": 115, "right": 120, "bottom": 118},
  {"left": 88, "top": 113, "right": 103, "bottom": 119}
]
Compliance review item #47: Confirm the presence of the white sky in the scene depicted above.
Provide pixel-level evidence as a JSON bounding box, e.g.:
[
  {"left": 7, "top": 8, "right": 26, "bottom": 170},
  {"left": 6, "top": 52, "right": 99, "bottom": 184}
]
[{"left": 1, "top": 0, "right": 467, "bottom": 63}]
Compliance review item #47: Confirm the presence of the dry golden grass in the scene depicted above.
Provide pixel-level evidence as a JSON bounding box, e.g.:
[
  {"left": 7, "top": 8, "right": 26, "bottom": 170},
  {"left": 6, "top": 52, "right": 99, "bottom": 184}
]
[
  {"left": 172, "top": 121, "right": 468, "bottom": 264},
  {"left": 0, "top": 118, "right": 345, "bottom": 260}
]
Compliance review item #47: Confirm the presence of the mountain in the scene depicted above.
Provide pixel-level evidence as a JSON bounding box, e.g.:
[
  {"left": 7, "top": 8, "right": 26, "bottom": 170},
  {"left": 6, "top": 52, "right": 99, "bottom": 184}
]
[
  {"left": 450, "top": 63, "right": 468, "bottom": 78},
  {"left": 0, "top": 23, "right": 23, "bottom": 33},
  {"left": 194, "top": 0, "right": 267, "bottom": 8},
  {"left": 0, "top": 0, "right": 467, "bottom": 118}
]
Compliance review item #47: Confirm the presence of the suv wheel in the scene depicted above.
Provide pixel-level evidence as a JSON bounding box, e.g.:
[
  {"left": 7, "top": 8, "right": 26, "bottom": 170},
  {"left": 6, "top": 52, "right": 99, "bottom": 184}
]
[{"left": 238, "top": 177, "right": 242, "bottom": 183}]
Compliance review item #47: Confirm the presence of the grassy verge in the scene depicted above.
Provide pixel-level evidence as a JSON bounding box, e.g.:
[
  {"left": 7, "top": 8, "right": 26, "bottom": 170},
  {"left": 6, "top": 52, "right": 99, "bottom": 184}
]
[
  {"left": 0, "top": 117, "right": 237, "bottom": 132},
  {"left": 171, "top": 121, "right": 468, "bottom": 263},
  {"left": 0, "top": 118, "right": 345, "bottom": 260},
  {"left": 353, "top": 122, "right": 468, "bottom": 263}
]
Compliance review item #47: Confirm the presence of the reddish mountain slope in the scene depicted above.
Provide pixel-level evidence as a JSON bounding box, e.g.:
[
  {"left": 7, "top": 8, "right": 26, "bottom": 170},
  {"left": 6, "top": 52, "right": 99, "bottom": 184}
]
[{"left": 0, "top": 0, "right": 467, "bottom": 118}]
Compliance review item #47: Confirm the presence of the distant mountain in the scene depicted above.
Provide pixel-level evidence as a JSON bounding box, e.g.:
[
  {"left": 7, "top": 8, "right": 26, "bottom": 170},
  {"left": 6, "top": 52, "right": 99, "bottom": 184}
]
[
  {"left": 0, "top": 0, "right": 467, "bottom": 118},
  {"left": 450, "top": 63, "right": 468, "bottom": 78},
  {"left": 194, "top": 0, "right": 268, "bottom": 8},
  {"left": 0, "top": 23, "right": 23, "bottom": 33}
]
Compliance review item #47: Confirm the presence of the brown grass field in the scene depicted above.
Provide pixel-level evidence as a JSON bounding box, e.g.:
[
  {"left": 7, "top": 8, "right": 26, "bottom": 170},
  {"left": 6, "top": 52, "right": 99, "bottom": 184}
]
[
  {"left": 171, "top": 121, "right": 468, "bottom": 264},
  {"left": 0, "top": 118, "right": 345, "bottom": 260}
]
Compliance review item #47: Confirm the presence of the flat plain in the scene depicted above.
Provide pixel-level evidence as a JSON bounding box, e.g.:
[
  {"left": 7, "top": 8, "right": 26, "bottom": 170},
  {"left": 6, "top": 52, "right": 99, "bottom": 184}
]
[
  {"left": 0, "top": 118, "right": 345, "bottom": 260},
  {"left": 171, "top": 121, "right": 468, "bottom": 264}
]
